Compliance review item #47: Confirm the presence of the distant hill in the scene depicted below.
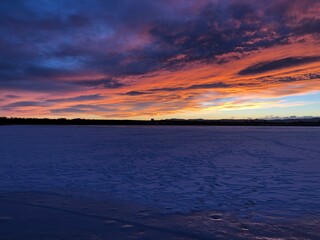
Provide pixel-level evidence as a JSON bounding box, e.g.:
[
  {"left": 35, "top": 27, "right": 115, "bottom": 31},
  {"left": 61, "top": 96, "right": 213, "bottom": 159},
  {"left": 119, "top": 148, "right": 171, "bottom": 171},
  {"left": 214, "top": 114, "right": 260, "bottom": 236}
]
[{"left": 1, "top": 117, "right": 319, "bottom": 126}]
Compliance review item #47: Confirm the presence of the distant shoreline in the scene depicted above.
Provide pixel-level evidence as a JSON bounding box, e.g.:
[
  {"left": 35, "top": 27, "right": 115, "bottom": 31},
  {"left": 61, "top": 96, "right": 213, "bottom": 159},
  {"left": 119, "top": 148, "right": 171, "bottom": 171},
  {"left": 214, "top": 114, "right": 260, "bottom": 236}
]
[{"left": 1, "top": 117, "right": 319, "bottom": 126}]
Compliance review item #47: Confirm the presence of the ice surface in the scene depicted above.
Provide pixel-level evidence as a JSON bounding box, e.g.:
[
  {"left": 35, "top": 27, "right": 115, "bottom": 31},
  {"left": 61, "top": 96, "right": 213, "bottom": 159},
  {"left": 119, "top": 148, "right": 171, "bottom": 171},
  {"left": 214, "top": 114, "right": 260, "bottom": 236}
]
[{"left": 0, "top": 125, "right": 319, "bottom": 221}]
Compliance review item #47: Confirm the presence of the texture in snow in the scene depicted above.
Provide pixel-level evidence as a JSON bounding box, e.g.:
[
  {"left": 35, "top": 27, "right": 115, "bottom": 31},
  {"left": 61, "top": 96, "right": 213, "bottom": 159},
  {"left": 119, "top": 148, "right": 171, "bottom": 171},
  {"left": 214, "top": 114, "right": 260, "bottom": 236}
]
[{"left": 0, "top": 125, "right": 319, "bottom": 221}]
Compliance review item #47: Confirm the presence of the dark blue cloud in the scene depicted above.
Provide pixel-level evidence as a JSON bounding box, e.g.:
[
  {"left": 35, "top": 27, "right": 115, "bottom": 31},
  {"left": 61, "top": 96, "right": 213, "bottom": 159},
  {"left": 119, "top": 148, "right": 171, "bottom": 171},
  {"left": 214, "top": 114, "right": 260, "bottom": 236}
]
[
  {"left": 239, "top": 56, "right": 320, "bottom": 75},
  {"left": 0, "top": 0, "right": 319, "bottom": 92},
  {"left": 73, "top": 79, "right": 125, "bottom": 88},
  {"left": 124, "top": 82, "right": 242, "bottom": 95},
  {"left": 50, "top": 104, "right": 116, "bottom": 113},
  {"left": 46, "top": 94, "right": 105, "bottom": 102},
  {"left": 5, "top": 94, "right": 20, "bottom": 99},
  {"left": 3, "top": 101, "right": 42, "bottom": 108},
  {"left": 258, "top": 73, "right": 320, "bottom": 83},
  {"left": 125, "top": 91, "right": 150, "bottom": 96}
]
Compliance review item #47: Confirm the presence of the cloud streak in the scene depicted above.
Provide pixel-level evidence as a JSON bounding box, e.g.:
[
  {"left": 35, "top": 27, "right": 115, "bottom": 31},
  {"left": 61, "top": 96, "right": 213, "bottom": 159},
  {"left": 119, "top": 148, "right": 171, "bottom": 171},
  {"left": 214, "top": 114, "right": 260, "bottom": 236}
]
[{"left": 238, "top": 56, "right": 320, "bottom": 75}]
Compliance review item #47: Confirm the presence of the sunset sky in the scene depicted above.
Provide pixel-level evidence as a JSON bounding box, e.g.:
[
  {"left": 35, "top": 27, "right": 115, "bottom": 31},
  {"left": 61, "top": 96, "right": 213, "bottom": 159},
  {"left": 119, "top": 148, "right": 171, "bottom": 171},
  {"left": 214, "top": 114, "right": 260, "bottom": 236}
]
[{"left": 0, "top": 0, "right": 319, "bottom": 119}]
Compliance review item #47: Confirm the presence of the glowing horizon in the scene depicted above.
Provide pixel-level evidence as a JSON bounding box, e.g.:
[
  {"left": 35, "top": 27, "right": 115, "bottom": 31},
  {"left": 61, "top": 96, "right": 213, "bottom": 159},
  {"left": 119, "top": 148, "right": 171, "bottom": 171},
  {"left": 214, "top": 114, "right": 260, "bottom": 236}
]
[{"left": 0, "top": 0, "right": 319, "bottom": 119}]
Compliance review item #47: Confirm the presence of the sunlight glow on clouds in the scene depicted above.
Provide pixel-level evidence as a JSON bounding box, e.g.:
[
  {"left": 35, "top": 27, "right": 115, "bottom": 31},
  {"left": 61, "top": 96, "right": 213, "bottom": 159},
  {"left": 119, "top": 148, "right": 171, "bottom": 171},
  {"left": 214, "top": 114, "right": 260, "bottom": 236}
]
[{"left": 0, "top": 0, "right": 319, "bottom": 119}]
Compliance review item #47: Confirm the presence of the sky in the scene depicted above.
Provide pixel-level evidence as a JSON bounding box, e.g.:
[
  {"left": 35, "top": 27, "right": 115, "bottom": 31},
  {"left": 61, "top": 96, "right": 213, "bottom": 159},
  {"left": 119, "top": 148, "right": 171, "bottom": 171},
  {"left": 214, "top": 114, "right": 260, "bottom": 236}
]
[{"left": 0, "top": 0, "right": 319, "bottom": 120}]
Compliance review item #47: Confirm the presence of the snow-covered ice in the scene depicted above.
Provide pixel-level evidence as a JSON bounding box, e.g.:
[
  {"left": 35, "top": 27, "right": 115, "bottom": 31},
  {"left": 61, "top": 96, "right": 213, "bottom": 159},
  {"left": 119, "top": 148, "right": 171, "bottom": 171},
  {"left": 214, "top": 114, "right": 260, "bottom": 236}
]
[
  {"left": 0, "top": 126, "right": 320, "bottom": 239},
  {"left": 0, "top": 125, "right": 319, "bottom": 238}
]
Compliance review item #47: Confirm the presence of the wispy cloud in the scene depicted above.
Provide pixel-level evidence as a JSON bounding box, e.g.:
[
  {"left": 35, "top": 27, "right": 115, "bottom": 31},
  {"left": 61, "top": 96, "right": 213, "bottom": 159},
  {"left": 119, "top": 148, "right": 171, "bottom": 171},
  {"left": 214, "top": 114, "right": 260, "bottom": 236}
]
[
  {"left": 47, "top": 94, "right": 105, "bottom": 103},
  {"left": 238, "top": 56, "right": 320, "bottom": 75}
]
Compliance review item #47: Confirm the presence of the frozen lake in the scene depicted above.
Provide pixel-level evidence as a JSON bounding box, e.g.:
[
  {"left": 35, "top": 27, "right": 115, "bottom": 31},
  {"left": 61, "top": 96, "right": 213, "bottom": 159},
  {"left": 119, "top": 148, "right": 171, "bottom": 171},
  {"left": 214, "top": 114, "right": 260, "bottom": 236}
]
[{"left": 0, "top": 125, "right": 319, "bottom": 239}]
